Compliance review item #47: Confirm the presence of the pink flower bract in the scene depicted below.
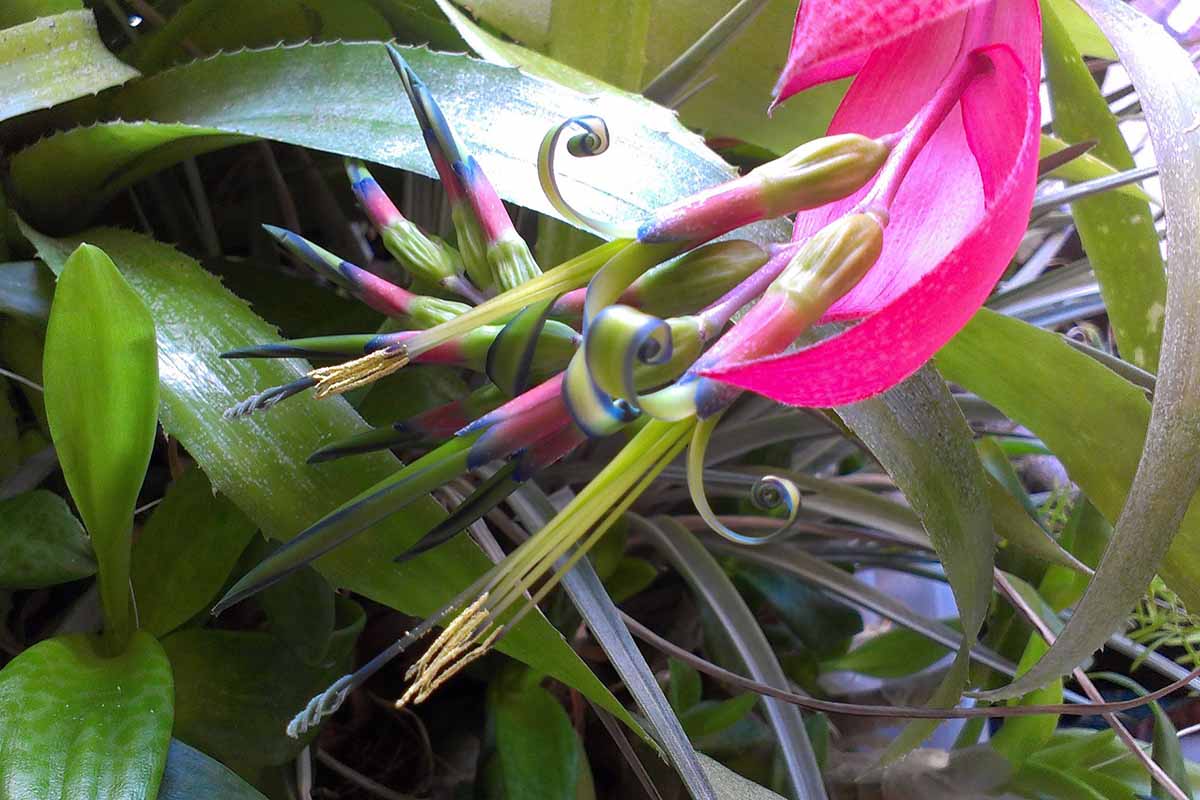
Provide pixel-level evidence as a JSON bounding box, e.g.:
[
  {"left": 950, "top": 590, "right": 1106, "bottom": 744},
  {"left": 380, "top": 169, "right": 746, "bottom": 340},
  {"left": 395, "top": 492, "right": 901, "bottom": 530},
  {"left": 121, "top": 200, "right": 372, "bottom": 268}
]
[{"left": 704, "top": 0, "right": 1041, "bottom": 407}]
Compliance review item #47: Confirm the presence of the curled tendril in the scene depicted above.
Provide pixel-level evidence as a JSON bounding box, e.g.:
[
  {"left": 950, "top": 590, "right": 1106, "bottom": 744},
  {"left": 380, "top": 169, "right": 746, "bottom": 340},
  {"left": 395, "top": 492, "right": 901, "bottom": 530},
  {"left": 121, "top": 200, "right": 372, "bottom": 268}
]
[
  {"left": 586, "top": 305, "right": 674, "bottom": 405},
  {"left": 686, "top": 412, "right": 801, "bottom": 546},
  {"left": 538, "top": 116, "right": 638, "bottom": 239}
]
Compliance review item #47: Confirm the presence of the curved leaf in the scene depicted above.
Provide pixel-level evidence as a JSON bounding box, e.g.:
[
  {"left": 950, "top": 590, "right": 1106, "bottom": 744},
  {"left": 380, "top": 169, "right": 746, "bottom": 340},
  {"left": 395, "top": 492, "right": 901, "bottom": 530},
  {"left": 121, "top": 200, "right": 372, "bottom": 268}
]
[
  {"left": 22, "top": 222, "right": 634, "bottom": 727},
  {"left": 0, "top": 10, "right": 139, "bottom": 123},
  {"left": 156, "top": 740, "right": 267, "bottom": 800},
  {"left": 0, "top": 631, "right": 173, "bottom": 800},
  {"left": 44, "top": 242, "right": 158, "bottom": 648},
  {"left": 0, "top": 489, "right": 95, "bottom": 589},
  {"left": 975, "top": 0, "right": 1200, "bottom": 702},
  {"left": 9, "top": 42, "right": 755, "bottom": 238},
  {"left": 837, "top": 366, "right": 994, "bottom": 755}
]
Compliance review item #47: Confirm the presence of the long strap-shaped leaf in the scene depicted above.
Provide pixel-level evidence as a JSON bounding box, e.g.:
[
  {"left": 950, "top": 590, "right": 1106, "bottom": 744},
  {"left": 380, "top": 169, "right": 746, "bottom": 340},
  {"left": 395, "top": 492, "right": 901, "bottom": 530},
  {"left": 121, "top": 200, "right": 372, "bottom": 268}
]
[
  {"left": 837, "top": 365, "right": 995, "bottom": 754},
  {"left": 977, "top": 0, "right": 1200, "bottom": 701}
]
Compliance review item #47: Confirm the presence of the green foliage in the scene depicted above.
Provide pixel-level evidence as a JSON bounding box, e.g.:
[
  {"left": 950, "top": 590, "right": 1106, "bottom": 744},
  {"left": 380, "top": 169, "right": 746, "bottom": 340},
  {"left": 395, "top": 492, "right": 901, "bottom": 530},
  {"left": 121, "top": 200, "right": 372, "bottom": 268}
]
[
  {"left": 487, "top": 668, "right": 588, "bottom": 800},
  {"left": 0, "top": 10, "right": 139, "bottom": 122},
  {"left": 162, "top": 596, "right": 362, "bottom": 770},
  {"left": 24, "top": 224, "right": 633, "bottom": 723},
  {"left": 0, "top": 490, "right": 95, "bottom": 588},
  {"left": 0, "top": 632, "right": 173, "bottom": 800},
  {"left": 43, "top": 243, "right": 158, "bottom": 650},
  {"left": 130, "top": 467, "right": 258, "bottom": 637}
]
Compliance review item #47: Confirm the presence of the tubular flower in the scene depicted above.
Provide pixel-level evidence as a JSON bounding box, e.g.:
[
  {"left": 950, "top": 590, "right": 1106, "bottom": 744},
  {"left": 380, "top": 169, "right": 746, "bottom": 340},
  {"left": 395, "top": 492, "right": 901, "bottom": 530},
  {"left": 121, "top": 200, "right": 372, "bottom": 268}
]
[
  {"left": 218, "top": 3, "right": 1044, "bottom": 726},
  {"left": 704, "top": 0, "right": 1042, "bottom": 405}
]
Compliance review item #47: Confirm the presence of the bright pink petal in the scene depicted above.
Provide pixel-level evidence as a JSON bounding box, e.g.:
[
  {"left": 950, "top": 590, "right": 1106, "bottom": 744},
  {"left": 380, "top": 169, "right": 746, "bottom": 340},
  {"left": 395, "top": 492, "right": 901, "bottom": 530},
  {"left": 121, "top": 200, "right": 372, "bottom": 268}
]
[
  {"left": 774, "top": 0, "right": 985, "bottom": 102},
  {"left": 704, "top": 0, "right": 1041, "bottom": 406}
]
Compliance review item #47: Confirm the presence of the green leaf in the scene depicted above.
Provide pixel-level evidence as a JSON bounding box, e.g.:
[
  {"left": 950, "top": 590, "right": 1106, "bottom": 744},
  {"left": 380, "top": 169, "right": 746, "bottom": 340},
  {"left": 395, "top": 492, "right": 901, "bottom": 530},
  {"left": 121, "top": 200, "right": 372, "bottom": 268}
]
[
  {"left": 0, "top": 10, "right": 139, "bottom": 123},
  {"left": 44, "top": 242, "right": 158, "bottom": 649},
  {"left": 9, "top": 43, "right": 770, "bottom": 241},
  {"left": 681, "top": 694, "right": 759, "bottom": 740},
  {"left": 0, "top": 0, "right": 79, "bottom": 29},
  {"left": 697, "top": 753, "right": 786, "bottom": 800},
  {"left": 0, "top": 631, "right": 173, "bottom": 800},
  {"left": 162, "top": 597, "right": 362, "bottom": 769},
  {"left": 156, "top": 740, "right": 268, "bottom": 800},
  {"left": 489, "top": 673, "right": 583, "bottom": 800},
  {"left": 939, "top": 309, "right": 1200, "bottom": 699},
  {"left": 127, "top": 0, "right": 463, "bottom": 72},
  {"left": 1044, "top": 0, "right": 1118, "bottom": 59},
  {"left": 669, "top": 657, "right": 703, "bottom": 714},
  {"left": 837, "top": 365, "right": 994, "bottom": 756},
  {"left": 603, "top": 555, "right": 658, "bottom": 603},
  {"left": 989, "top": 636, "right": 1062, "bottom": 766},
  {"left": 1090, "top": 672, "right": 1194, "bottom": 800},
  {"left": 23, "top": 223, "right": 634, "bottom": 727},
  {"left": 1043, "top": 0, "right": 1166, "bottom": 371},
  {"left": 0, "top": 489, "right": 95, "bottom": 588},
  {"left": 130, "top": 467, "right": 258, "bottom": 637},
  {"left": 821, "top": 623, "right": 956, "bottom": 679},
  {"left": 258, "top": 557, "right": 337, "bottom": 667}
]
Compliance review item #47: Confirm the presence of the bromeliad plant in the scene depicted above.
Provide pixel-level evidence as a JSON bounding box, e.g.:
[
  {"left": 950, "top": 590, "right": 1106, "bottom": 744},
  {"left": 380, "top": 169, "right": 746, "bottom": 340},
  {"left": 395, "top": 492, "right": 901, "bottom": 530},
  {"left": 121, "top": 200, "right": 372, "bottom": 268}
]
[{"left": 215, "top": 0, "right": 1043, "bottom": 731}]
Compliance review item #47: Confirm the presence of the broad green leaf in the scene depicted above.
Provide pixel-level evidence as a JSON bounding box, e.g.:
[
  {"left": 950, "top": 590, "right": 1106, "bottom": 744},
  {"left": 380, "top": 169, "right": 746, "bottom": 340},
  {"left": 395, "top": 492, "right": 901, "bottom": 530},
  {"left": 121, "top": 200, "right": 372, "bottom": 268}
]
[
  {"left": 938, "top": 310, "right": 1200, "bottom": 698},
  {"left": 1043, "top": 0, "right": 1166, "bottom": 371},
  {"left": 0, "top": 10, "right": 139, "bottom": 123},
  {"left": 634, "top": 515, "right": 825, "bottom": 800},
  {"left": 1045, "top": 0, "right": 1119, "bottom": 58},
  {"left": 156, "top": 740, "right": 267, "bottom": 800},
  {"left": 1011, "top": 761, "right": 1109, "bottom": 800},
  {"left": 44, "top": 242, "right": 158, "bottom": 648},
  {"left": 258, "top": 557, "right": 337, "bottom": 667},
  {"left": 0, "top": 0, "right": 80, "bottom": 29},
  {"left": 127, "top": 0, "right": 463, "bottom": 72},
  {"left": 9, "top": 43, "right": 760, "bottom": 241},
  {"left": 732, "top": 562, "right": 861, "bottom": 659},
  {"left": 0, "top": 631, "right": 173, "bottom": 800},
  {"left": 23, "top": 223, "right": 634, "bottom": 726},
  {"left": 680, "top": 694, "right": 759, "bottom": 740},
  {"left": 669, "top": 657, "right": 703, "bottom": 714},
  {"left": 451, "top": 0, "right": 843, "bottom": 152},
  {"left": 130, "top": 467, "right": 258, "bottom": 637},
  {"left": 0, "top": 489, "right": 95, "bottom": 588},
  {"left": 837, "top": 366, "right": 994, "bottom": 757},
  {"left": 603, "top": 555, "right": 658, "bottom": 603},
  {"left": 821, "top": 623, "right": 955, "bottom": 679},
  {"left": 489, "top": 671, "right": 583, "bottom": 800},
  {"left": 162, "top": 597, "right": 363, "bottom": 769},
  {"left": 546, "top": 0, "right": 651, "bottom": 89}
]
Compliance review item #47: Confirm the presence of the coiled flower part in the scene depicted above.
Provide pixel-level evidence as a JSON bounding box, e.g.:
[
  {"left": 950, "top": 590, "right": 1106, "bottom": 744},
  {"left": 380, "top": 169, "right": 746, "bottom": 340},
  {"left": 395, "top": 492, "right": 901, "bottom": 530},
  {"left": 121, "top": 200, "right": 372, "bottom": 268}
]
[
  {"left": 686, "top": 412, "right": 802, "bottom": 546},
  {"left": 538, "top": 115, "right": 639, "bottom": 240}
]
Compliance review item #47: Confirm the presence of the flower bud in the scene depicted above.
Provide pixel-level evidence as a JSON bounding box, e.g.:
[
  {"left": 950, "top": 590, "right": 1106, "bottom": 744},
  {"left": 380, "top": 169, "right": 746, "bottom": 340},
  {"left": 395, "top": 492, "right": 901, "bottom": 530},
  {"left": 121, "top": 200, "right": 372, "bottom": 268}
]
[
  {"left": 630, "top": 241, "right": 769, "bottom": 318},
  {"left": 346, "top": 160, "right": 465, "bottom": 288},
  {"left": 637, "top": 134, "right": 889, "bottom": 244},
  {"left": 770, "top": 212, "right": 885, "bottom": 319}
]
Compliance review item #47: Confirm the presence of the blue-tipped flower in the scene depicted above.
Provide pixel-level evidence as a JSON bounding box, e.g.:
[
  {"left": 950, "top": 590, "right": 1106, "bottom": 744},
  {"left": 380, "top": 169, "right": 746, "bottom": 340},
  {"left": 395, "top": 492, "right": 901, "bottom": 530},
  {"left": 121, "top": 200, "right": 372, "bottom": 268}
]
[
  {"left": 344, "top": 159, "right": 482, "bottom": 302},
  {"left": 264, "top": 224, "right": 468, "bottom": 328},
  {"left": 387, "top": 45, "right": 540, "bottom": 293}
]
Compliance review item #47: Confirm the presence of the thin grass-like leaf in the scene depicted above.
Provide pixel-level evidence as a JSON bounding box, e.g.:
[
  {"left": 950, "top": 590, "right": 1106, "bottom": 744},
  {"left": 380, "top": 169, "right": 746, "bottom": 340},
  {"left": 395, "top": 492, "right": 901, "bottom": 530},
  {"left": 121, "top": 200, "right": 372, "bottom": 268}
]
[
  {"left": 505, "top": 486, "right": 716, "bottom": 800},
  {"left": 633, "top": 515, "right": 826, "bottom": 800}
]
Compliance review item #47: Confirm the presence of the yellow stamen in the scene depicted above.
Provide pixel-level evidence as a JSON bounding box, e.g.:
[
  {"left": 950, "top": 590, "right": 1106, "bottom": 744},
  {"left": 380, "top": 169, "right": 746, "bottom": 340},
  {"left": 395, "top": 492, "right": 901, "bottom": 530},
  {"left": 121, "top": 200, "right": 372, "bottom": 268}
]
[
  {"left": 396, "top": 593, "right": 502, "bottom": 709},
  {"left": 309, "top": 347, "right": 409, "bottom": 398}
]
